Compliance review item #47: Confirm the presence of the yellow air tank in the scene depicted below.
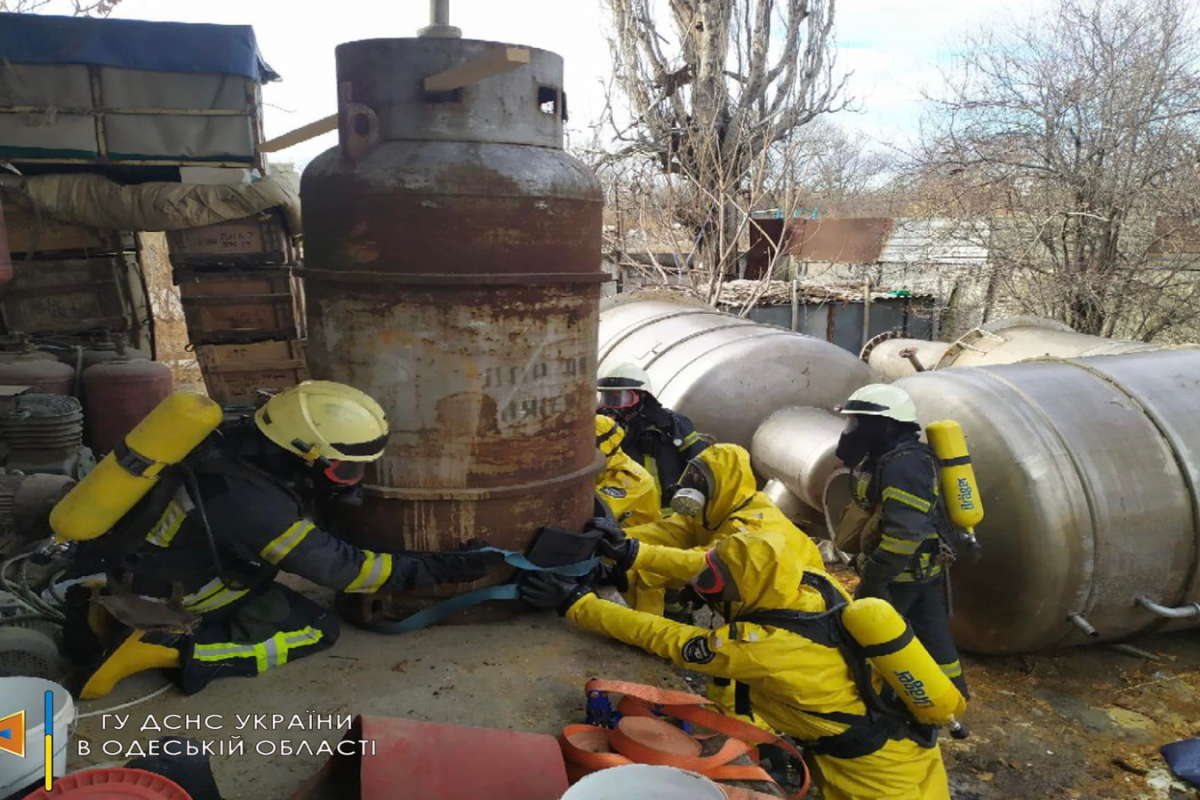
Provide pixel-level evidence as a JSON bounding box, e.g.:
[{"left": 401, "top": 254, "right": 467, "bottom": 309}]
[
  {"left": 842, "top": 597, "right": 967, "bottom": 726},
  {"left": 50, "top": 392, "right": 222, "bottom": 542},
  {"left": 925, "top": 419, "right": 984, "bottom": 538}
]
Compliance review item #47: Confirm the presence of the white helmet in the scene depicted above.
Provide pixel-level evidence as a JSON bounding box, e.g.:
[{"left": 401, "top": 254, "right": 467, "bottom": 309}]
[
  {"left": 597, "top": 362, "right": 652, "bottom": 393},
  {"left": 839, "top": 384, "right": 918, "bottom": 423}
]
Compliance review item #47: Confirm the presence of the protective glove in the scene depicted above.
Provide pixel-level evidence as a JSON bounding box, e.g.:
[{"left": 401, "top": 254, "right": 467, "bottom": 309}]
[
  {"left": 416, "top": 539, "right": 505, "bottom": 585},
  {"left": 592, "top": 562, "right": 630, "bottom": 593},
  {"left": 518, "top": 571, "right": 593, "bottom": 616},
  {"left": 586, "top": 516, "right": 625, "bottom": 545},
  {"left": 853, "top": 577, "right": 891, "bottom": 602},
  {"left": 596, "top": 532, "right": 639, "bottom": 574}
]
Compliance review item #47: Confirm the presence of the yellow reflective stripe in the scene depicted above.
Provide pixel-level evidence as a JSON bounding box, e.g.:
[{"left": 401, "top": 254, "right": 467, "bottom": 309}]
[
  {"left": 345, "top": 551, "right": 393, "bottom": 594},
  {"left": 879, "top": 535, "right": 921, "bottom": 555},
  {"left": 145, "top": 501, "right": 186, "bottom": 548},
  {"left": 941, "top": 660, "right": 963, "bottom": 679},
  {"left": 192, "top": 626, "right": 324, "bottom": 672},
  {"left": 261, "top": 521, "right": 315, "bottom": 565},
  {"left": 182, "top": 577, "right": 249, "bottom": 613},
  {"left": 679, "top": 432, "right": 700, "bottom": 449},
  {"left": 881, "top": 486, "right": 932, "bottom": 513}
]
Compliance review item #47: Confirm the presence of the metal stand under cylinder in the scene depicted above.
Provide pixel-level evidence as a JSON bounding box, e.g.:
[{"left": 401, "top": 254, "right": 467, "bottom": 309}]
[{"left": 301, "top": 30, "right": 603, "bottom": 621}]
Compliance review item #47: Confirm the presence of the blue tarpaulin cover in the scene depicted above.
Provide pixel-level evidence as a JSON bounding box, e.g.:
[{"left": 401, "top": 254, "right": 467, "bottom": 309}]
[
  {"left": 1162, "top": 738, "right": 1200, "bottom": 788},
  {"left": 0, "top": 13, "right": 279, "bottom": 82}
]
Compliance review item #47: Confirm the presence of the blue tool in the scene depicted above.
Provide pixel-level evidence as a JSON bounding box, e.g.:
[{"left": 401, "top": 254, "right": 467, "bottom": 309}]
[{"left": 363, "top": 546, "right": 599, "bottom": 634}]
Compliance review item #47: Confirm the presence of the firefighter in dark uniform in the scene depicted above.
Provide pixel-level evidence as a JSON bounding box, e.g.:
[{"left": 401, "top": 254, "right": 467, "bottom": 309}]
[
  {"left": 597, "top": 362, "right": 708, "bottom": 511},
  {"left": 834, "top": 384, "right": 968, "bottom": 700},
  {"left": 71, "top": 381, "right": 501, "bottom": 698}
]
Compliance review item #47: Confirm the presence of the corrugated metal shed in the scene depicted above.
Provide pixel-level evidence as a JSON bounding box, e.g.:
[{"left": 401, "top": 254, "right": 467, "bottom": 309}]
[{"left": 879, "top": 218, "right": 989, "bottom": 266}]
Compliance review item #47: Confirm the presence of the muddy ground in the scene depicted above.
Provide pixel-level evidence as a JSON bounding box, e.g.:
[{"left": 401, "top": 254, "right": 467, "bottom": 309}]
[{"left": 64, "top": 577, "right": 1200, "bottom": 800}]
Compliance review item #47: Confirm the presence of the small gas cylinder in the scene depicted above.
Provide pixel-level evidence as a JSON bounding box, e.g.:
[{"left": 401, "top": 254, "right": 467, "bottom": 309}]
[
  {"left": 0, "top": 351, "right": 73, "bottom": 395},
  {"left": 82, "top": 358, "right": 174, "bottom": 456}
]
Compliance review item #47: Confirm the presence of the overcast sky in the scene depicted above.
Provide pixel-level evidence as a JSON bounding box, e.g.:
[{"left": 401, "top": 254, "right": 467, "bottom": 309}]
[{"left": 102, "top": 0, "right": 1048, "bottom": 168}]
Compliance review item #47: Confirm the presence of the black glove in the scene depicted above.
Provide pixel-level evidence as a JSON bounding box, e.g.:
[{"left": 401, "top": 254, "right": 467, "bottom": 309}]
[
  {"left": 596, "top": 534, "right": 639, "bottom": 574},
  {"left": 416, "top": 540, "right": 504, "bottom": 585},
  {"left": 585, "top": 516, "right": 622, "bottom": 541},
  {"left": 592, "top": 562, "right": 630, "bottom": 593},
  {"left": 518, "top": 572, "right": 592, "bottom": 616},
  {"left": 853, "top": 577, "right": 890, "bottom": 602}
]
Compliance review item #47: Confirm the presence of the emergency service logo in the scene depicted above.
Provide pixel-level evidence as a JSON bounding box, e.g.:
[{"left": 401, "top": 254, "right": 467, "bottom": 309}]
[{"left": 0, "top": 689, "right": 55, "bottom": 791}]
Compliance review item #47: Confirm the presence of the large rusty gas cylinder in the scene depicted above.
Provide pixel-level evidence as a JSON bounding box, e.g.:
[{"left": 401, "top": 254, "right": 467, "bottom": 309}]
[
  {"left": 301, "top": 36, "right": 603, "bottom": 617},
  {"left": 82, "top": 357, "right": 174, "bottom": 456}
]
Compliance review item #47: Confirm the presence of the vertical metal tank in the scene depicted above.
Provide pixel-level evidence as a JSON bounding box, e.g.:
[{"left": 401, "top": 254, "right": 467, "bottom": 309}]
[
  {"left": 862, "top": 317, "right": 1162, "bottom": 380},
  {"left": 300, "top": 26, "right": 603, "bottom": 612},
  {"left": 82, "top": 357, "right": 173, "bottom": 456},
  {"left": 598, "top": 296, "right": 875, "bottom": 448},
  {"left": 824, "top": 349, "right": 1200, "bottom": 654}
]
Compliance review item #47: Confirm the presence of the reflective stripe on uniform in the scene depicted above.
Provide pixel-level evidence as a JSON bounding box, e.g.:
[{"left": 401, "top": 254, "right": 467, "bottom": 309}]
[
  {"left": 182, "top": 577, "right": 249, "bottom": 614},
  {"left": 679, "top": 431, "right": 700, "bottom": 450},
  {"left": 145, "top": 501, "right": 187, "bottom": 548},
  {"left": 260, "top": 520, "right": 316, "bottom": 565},
  {"left": 881, "top": 486, "right": 932, "bottom": 513},
  {"left": 878, "top": 534, "right": 921, "bottom": 555},
  {"left": 940, "top": 659, "right": 963, "bottom": 679},
  {"left": 344, "top": 551, "right": 394, "bottom": 594},
  {"left": 193, "top": 625, "right": 325, "bottom": 673}
]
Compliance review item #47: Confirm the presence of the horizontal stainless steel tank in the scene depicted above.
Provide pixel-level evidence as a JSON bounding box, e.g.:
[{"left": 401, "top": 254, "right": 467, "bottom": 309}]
[
  {"left": 301, "top": 29, "right": 603, "bottom": 619},
  {"left": 599, "top": 296, "right": 875, "bottom": 448},
  {"left": 863, "top": 316, "right": 1160, "bottom": 380},
  {"left": 751, "top": 407, "right": 846, "bottom": 512},
  {"left": 825, "top": 349, "right": 1200, "bottom": 653}
]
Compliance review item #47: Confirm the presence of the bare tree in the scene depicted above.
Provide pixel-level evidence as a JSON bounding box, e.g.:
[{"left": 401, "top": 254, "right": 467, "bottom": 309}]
[
  {"left": 0, "top": 0, "right": 121, "bottom": 14},
  {"left": 599, "top": 0, "right": 849, "bottom": 290},
  {"left": 920, "top": 0, "right": 1200, "bottom": 341}
]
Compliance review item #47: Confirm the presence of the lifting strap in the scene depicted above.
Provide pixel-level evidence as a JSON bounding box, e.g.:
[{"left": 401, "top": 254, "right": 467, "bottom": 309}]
[
  {"left": 360, "top": 546, "right": 600, "bottom": 634},
  {"left": 559, "top": 678, "right": 811, "bottom": 800}
]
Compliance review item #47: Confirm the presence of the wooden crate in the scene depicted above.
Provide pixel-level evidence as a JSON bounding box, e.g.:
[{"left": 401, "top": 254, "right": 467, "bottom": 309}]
[
  {"left": 196, "top": 339, "right": 308, "bottom": 406},
  {"left": 2, "top": 199, "right": 135, "bottom": 258},
  {"left": 0, "top": 255, "right": 139, "bottom": 334},
  {"left": 167, "top": 210, "right": 296, "bottom": 267},
  {"left": 176, "top": 266, "right": 301, "bottom": 344}
]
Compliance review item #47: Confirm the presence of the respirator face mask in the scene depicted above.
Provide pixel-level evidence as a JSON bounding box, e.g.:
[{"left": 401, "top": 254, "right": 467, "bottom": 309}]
[{"left": 669, "top": 463, "right": 710, "bottom": 517}]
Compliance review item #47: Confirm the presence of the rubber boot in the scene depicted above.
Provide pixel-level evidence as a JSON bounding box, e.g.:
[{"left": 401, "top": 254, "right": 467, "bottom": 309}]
[{"left": 80, "top": 628, "right": 182, "bottom": 700}]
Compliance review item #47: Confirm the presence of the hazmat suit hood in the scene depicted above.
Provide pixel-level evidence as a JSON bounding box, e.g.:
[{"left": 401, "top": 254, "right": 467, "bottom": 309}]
[
  {"left": 705, "top": 531, "right": 841, "bottom": 619},
  {"left": 596, "top": 414, "right": 626, "bottom": 461},
  {"left": 686, "top": 444, "right": 757, "bottom": 531}
]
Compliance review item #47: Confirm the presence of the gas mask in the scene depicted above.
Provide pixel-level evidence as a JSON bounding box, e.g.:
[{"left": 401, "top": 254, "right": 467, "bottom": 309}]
[
  {"left": 669, "top": 461, "right": 713, "bottom": 518},
  {"left": 835, "top": 414, "right": 894, "bottom": 467}
]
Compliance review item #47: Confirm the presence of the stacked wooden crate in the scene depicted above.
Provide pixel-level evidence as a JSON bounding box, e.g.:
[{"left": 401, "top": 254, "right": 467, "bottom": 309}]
[
  {"left": 0, "top": 196, "right": 148, "bottom": 348},
  {"left": 167, "top": 209, "right": 308, "bottom": 407}
]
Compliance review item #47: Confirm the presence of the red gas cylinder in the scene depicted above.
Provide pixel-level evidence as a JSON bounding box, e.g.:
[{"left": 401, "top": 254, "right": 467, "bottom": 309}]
[
  {"left": 0, "top": 352, "right": 74, "bottom": 395},
  {"left": 82, "top": 358, "right": 173, "bottom": 456}
]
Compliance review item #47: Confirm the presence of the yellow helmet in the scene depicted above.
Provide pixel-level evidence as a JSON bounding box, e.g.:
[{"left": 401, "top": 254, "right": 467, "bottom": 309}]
[
  {"left": 254, "top": 380, "right": 389, "bottom": 463},
  {"left": 596, "top": 414, "right": 626, "bottom": 456}
]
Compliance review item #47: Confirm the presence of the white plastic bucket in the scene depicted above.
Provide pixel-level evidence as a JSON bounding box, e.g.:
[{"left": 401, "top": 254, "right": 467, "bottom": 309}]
[
  {"left": 561, "top": 765, "right": 726, "bottom": 800},
  {"left": 0, "top": 677, "right": 74, "bottom": 799}
]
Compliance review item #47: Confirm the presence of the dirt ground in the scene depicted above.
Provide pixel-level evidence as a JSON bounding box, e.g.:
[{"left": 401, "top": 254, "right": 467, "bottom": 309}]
[{"left": 66, "top": 578, "right": 1200, "bottom": 800}]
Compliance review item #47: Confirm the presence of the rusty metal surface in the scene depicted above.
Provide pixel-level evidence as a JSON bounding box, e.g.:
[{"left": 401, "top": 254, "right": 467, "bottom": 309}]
[
  {"left": 784, "top": 217, "right": 893, "bottom": 264},
  {"left": 82, "top": 358, "right": 173, "bottom": 456},
  {"left": 301, "top": 37, "right": 603, "bottom": 618}
]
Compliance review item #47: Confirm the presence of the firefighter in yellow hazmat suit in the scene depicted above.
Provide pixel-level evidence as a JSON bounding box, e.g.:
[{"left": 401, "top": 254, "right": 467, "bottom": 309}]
[
  {"left": 594, "top": 415, "right": 660, "bottom": 528},
  {"left": 612, "top": 443, "right": 825, "bottom": 615},
  {"left": 519, "top": 530, "right": 951, "bottom": 800}
]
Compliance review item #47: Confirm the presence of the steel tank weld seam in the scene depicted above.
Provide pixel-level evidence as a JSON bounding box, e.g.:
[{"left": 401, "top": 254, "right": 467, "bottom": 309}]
[
  {"left": 597, "top": 308, "right": 756, "bottom": 363},
  {"left": 640, "top": 322, "right": 773, "bottom": 368},
  {"left": 363, "top": 453, "right": 605, "bottom": 501},
  {"left": 650, "top": 330, "right": 819, "bottom": 398},
  {"left": 952, "top": 367, "right": 1100, "bottom": 650},
  {"left": 1048, "top": 356, "right": 1200, "bottom": 626}
]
